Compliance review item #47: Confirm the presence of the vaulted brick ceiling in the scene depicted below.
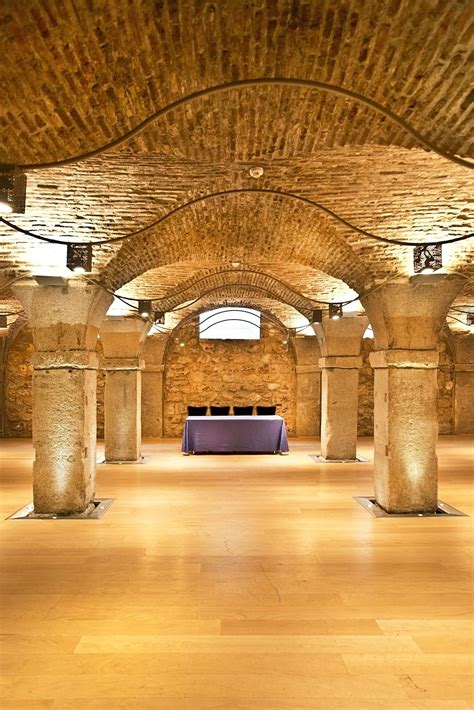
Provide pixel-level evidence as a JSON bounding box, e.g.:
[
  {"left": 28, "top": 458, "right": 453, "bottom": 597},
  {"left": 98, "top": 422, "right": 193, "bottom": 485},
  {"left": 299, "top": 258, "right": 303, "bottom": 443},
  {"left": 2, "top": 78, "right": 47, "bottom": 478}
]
[{"left": 0, "top": 0, "right": 472, "bottom": 324}]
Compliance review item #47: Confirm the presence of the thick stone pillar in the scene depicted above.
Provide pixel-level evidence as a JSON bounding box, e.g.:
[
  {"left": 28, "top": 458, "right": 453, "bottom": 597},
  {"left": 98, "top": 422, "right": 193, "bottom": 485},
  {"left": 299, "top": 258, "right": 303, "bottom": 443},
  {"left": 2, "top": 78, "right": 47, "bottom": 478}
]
[
  {"left": 100, "top": 316, "right": 149, "bottom": 462},
  {"left": 12, "top": 279, "right": 112, "bottom": 515},
  {"left": 0, "top": 332, "right": 6, "bottom": 437},
  {"left": 141, "top": 333, "right": 168, "bottom": 437},
  {"left": 362, "top": 275, "right": 465, "bottom": 513},
  {"left": 447, "top": 330, "right": 474, "bottom": 434},
  {"left": 314, "top": 316, "right": 368, "bottom": 460},
  {"left": 291, "top": 337, "right": 321, "bottom": 436}
]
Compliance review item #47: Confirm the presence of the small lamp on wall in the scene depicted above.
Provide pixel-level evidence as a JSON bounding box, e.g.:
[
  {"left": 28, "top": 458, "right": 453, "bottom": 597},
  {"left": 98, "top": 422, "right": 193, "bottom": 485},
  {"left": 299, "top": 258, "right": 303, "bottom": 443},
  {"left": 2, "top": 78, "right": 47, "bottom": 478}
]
[
  {"left": 0, "top": 166, "right": 26, "bottom": 214},
  {"left": 310, "top": 309, "right": 323, "bottom": 323},
  {"left": 413, "top": 244, "right": 442, "bottom": 274},
  {"left": 139, "top": 300, "right": 151, "bottom": 318},
  {"left": 66, "top": 244, "right": 92, "bottom": 273},
  {"left": 467, "top": 313, "right": 474, "bottom": 332},
  {"left": 329, "top": 303, "right": 343, "bottom": 320}
]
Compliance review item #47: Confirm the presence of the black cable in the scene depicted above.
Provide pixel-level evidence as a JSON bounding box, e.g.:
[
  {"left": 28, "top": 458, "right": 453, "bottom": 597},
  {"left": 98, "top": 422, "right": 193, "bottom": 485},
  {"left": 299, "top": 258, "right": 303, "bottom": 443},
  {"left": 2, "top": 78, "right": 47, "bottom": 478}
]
[
  {"left": 2, "top": 189, "right": 472, "bottom": 247},
  {"left": 14, "top": 78, "right": 473, "bottom": 171}
]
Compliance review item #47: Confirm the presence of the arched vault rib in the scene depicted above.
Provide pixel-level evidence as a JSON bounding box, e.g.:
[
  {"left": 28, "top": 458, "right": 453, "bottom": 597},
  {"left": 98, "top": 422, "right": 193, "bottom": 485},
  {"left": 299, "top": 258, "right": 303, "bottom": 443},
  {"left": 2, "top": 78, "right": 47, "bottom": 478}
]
[
  {"left": 101, "top": 192, "right": 372, "bottom": 293},
  {"left": 148, "top": 269, "right": 317, "bottom": 317}
]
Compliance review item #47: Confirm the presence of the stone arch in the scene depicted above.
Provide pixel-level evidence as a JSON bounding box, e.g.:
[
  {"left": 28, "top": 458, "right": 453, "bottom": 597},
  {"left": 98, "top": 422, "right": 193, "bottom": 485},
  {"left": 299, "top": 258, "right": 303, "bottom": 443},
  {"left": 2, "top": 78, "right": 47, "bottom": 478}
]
[
  {"left": 100, "top": 191, "right": 371, "bottom": 293},
  {"left": 151, "top": 267, "right": 317, "bottom": 318}
]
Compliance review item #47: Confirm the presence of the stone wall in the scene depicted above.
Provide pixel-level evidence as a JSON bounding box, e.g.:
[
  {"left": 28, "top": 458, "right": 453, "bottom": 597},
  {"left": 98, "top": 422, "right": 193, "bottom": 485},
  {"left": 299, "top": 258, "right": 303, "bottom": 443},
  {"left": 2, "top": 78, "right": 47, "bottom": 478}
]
[
  {"left": 437, "top": 339, "right": 455, "bottom": 435},
  {"left": 4, "top": 327, "right": 34, "bottom": 437},
  {"left": 163, "top": 321, "right": 297, "bottom": 437},
  {"left": 0, "top": 324, "right": 462, "bottom": 438},
  {"left": 358, "top": 337, "right": 374, "bottom": 436}
]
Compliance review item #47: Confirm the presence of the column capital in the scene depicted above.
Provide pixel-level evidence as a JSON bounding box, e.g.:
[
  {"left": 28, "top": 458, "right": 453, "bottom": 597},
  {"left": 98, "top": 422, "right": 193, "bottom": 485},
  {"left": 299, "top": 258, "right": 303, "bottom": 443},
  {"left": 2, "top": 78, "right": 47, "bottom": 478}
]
[
  {"left": 31, "top": 350, "right": 99, "bottom": 370},
  {"left": 313, "top": 316, "right": 368, "bottom": 357},
  {"left": 319, "top": 355, "right": 363, "bottom": 369},
  {"left": 361, "top": 275, "right": 465, "bottom": 350},
  {"left": 100, "top": 315, "right": 150, "bottom": 360},
  {"left": 103, "top": 356, "right": 144, "bottom": 371},
  {"left": 295, "top": 364, "right": 320, "bottom": 374},
  {"left": 12, "top": 278, "right": 113, "bottom": 352},
  {"left": 143, "top": 364, "right": 165, "bottom": 373},
  {"left": 454, "top": 363, "right": 474, "bottom": 372},
  {"left": 370, "top": 349, "right": 438, "bottom": 369}
]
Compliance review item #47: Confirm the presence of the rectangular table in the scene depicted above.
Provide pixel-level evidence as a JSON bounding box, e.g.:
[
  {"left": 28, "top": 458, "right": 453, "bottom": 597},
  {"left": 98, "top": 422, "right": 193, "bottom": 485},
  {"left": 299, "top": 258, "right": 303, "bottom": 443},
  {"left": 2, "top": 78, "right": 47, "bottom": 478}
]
[{"left": 181, "top": 415, "right": 289, "bottom": 454}]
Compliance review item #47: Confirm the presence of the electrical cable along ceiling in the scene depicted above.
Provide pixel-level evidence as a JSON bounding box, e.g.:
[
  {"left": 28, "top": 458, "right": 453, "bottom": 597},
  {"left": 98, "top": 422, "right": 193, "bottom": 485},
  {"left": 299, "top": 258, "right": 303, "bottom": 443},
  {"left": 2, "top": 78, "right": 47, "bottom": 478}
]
[{"left": 0, "top": 0, "right": 472, "bottom": 330}]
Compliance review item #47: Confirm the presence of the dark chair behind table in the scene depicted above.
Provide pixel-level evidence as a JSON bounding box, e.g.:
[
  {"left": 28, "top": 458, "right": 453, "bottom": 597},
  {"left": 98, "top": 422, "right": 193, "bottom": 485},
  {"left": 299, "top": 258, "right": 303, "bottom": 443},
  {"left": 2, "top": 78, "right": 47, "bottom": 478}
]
[
  {"left": 256, "top": 405, "right": 277, "bottom": 415},
  {"left": 210, "top": 405, "right": 231, "bottom": 416},
  {"left": 233, "top": 405, "right": 254, "bottom": 415},
  {"left": 187, "top": 405, "right": 208, "bottom": 416}
]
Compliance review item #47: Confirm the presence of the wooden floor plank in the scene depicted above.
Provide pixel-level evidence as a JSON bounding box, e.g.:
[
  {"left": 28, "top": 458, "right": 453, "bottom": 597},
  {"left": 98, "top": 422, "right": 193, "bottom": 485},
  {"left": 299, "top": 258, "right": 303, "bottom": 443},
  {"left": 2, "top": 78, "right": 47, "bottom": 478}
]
[{"left": 1, "top": 436, "right": 473, "bottom": 708}]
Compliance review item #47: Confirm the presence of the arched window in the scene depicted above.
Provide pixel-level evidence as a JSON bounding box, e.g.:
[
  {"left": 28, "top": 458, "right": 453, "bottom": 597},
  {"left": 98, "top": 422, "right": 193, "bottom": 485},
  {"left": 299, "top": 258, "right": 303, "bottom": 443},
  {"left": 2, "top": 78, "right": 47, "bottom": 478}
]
[{"left": 199, "top": 307, "right": 261, "bottom": 340}]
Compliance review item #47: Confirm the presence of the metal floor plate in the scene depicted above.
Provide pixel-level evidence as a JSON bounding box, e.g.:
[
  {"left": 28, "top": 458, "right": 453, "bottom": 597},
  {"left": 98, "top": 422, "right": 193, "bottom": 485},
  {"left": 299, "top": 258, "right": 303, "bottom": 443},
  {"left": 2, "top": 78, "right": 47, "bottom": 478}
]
[
  {"left": 6, "top": 498, "right": 115, "bottom": 520},
  {"left": 310, "top": 454, "right": 370, "bottom": 464},
  {"left": 354, "top": 496, "right": 467, "bottom": 518}
]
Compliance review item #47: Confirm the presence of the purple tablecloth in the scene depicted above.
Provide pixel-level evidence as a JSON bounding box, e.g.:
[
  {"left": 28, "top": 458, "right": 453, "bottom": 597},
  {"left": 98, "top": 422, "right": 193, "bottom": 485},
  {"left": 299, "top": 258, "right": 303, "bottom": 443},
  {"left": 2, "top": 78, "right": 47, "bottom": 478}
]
[{"left": 182, "top": 415, "right": 289, "bottom": 454}]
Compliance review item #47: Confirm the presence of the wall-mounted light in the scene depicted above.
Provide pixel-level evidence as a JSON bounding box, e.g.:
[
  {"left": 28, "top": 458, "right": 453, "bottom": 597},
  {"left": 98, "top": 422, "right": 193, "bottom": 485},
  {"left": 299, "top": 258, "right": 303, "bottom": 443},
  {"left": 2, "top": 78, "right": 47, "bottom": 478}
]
[
  {"left": 66, "top": 244, "right": 92, "bottom": 273},
  {"left": 0, "top": 315, "right": 8, "bottom": 329},
  {"left": 139, "top": 300, "right": 151, "bottom": 318},
  {"left": 468, "top": 313, "right": 474, "bottom": 332},
  {"left": 154, "top": 311, "right": 165, "bottom": 324},
  {"left": 413, "top": 244, "right": 442, "bottom": 274},
  {"left": 0, "top": 166, "right": 26, "bottom": 214},
  {"left": 329, "top": 303, "right": 343, "bottom": 320},
  {"left": 310, "top": 309, "right": 323, "bottom": 323}
]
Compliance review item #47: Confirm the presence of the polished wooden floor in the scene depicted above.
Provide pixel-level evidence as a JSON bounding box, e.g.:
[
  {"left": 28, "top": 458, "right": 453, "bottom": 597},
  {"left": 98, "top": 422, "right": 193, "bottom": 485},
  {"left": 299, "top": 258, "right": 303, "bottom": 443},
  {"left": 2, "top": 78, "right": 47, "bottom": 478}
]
[{"left": 0, "top": 436, "right": 473, "bottom": 709}]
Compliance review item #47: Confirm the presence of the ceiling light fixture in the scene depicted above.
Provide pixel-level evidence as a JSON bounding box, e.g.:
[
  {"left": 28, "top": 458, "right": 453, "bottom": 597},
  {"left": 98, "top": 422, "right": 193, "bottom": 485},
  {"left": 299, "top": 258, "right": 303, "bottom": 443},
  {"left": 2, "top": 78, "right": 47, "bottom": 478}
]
[
  {"left": 413, "top": 244, "right": 442, "bottom": 274},
  {"left": 0, "top": 166, "right": 27, "bottom": 214},
  {"left": 66, "top": 244, "right": 92, "bottom": 273},
  {"left": 139, "top": 300, "right": 151, "bottom": 318},
  {"left": 329, "top": 303, "right": 343, "bottom": 320},
  {"left": 248, "top": 166, "right": 264, "bottom": 179},
  {"left": 154, "top": 311, "right": 165, "bottom": 324}
]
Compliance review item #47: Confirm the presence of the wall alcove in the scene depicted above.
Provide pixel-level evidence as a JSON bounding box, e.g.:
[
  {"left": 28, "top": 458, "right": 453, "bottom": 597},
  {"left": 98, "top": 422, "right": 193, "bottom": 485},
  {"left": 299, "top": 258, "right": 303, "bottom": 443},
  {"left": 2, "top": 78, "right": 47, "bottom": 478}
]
[{"left": 163, "top": 319, "right": 297, "bottom": 437}]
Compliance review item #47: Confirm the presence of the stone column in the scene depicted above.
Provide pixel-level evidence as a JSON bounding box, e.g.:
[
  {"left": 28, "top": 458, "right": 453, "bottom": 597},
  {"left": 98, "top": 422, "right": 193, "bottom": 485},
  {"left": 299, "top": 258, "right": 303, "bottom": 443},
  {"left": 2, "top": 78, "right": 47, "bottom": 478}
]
[
  {"left": 362, "top": 275, "right": 465, "bottom": 513},
  {"left": 291, "top": 337, "right": 321, "bottom": 436},
  {"left": 141, "top": 333, "right": 169, "bottom": 437},
  {"left": 447, "top": 330, "right": 474, "bottom": 434},
  {"left": 100, "top": 316, "right": 149, "bottom": 462},
  {"left": 314, "top": 316, "right": 368, "bottom": 460},
  {"left": 12, "top": 279, "right": 112, "bottom": 515},
  {"left": 0, "top": 331, "right": 6, "bottom": 437}
]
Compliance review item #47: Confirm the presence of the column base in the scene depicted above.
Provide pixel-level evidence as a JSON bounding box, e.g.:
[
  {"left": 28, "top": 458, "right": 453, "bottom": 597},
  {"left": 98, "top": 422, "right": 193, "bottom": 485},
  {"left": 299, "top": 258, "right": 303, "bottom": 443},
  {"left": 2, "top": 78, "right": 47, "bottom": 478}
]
[
  {"left": 7, "top": 498, "right": 115, "bottom": 520},
  {"left": 100, "top": 456, "right": 145, "bottom": 464},
  {"left": 354, "top": 496, "right": 466, "bottom": 518},
  {"left": 311, "top": 454, "right": 370, "bottom": 463}
]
